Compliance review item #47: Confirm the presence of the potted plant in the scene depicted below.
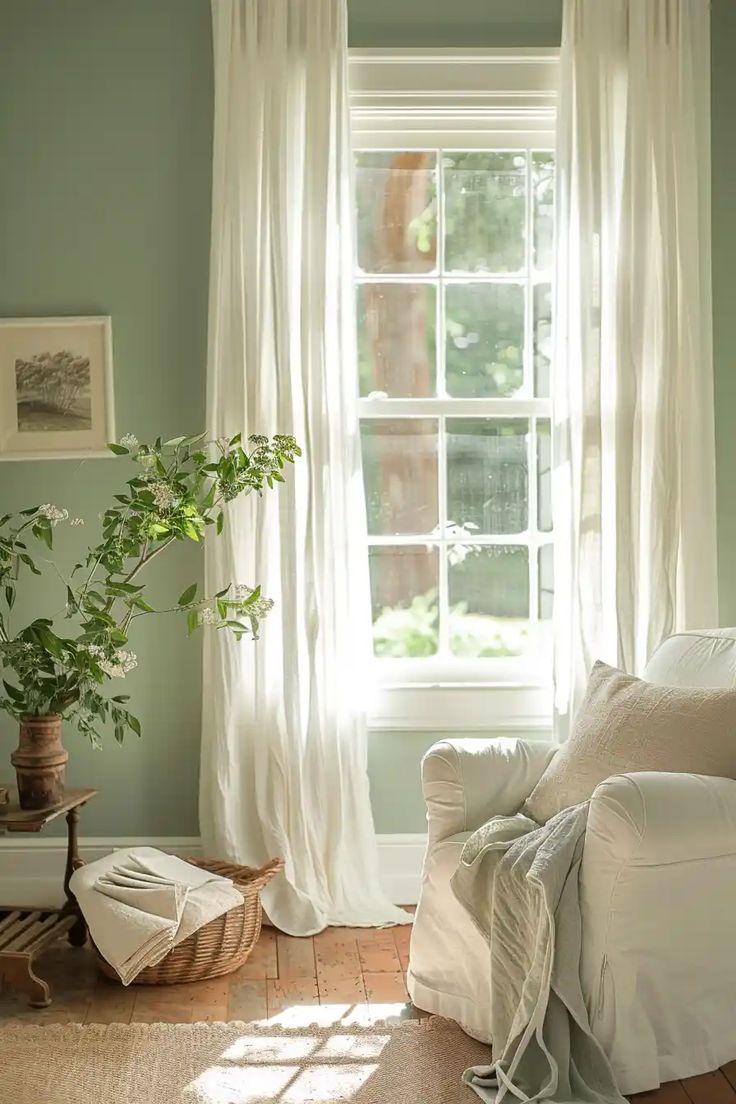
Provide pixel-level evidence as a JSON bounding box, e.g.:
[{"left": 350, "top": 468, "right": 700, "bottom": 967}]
[{"left": 0, "top": 431, "right": 299, "bottom": 809}]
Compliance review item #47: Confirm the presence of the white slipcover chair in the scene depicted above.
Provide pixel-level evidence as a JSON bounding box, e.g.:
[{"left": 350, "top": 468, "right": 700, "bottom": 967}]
[{"left": 407, "top": 629, "right": 736, "bottom": 1096}]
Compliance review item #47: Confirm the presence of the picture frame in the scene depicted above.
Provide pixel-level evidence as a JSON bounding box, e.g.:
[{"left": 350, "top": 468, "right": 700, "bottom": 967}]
[{"left": 0, "top": 316, "right": 115, "bottom": 460}]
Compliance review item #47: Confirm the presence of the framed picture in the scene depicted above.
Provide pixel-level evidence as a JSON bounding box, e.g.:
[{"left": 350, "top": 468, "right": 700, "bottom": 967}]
[{"left": 0, "top": 316, "right": 115, "bottom": 460}]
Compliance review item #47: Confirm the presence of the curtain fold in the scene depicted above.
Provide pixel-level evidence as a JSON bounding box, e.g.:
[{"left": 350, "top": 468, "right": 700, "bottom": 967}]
[
  {"left": 553, "top": 0, "right": 718, "bottom": 740},
  {"left": 200, "top": 0, "right": 410, "bottom": 934}
]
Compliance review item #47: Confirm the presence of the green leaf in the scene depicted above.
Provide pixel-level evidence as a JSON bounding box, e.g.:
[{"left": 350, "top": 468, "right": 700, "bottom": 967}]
[
  {"left": 111, "top": 695, "right": 130, "bottom": 703},
  {"left": 4, "top": 585, "right": 15, "bottom": 610},
  {"left": 178, "top": 583, "right": 198, "bottom": 606},
  {"left": 104, "top": 581, "right": 144, "bottom": 595},
  {"left": 107, "top": 443, "right": 129, "bottom": 455},
  {"left": 182, "top": 522, "right": 200, "bottom": 542},
  {"left": 34, "top": 525, "right": 52, "bottom": 550},
  {"left": 163, "top": 436, "right": 187, "bottom": 448},
  {"left": 133, "top": 596, "right": 155, "bottom": 613},
  {"left": 3, "top": 681, "right": 25, "bottom": 703},
  {"left": 30, "top": 625, "right": 64, "bottom": 658},
  {"left": 128, "top": 714, "right": 142, "bottom": 738},
  {"left": 187, "top": 609, "right": 199, "bottom": 636},
  {"left": 216, "top": 511, "right": 224, "bottom": 535},
  {"left": 201, "top": 483, "right": 217, "bottom": 510}
]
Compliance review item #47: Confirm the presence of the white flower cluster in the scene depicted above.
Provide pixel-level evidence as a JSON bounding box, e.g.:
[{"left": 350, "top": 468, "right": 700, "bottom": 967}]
[
  {"left": 119, "top": 433, "right": 139, "bottom": 451},
  {"left": 150, "top": 481, "right": 176, "bottom": 511},
  {"left": 70, "top": 517, "right": 85, "bottom": 527},
  {"left": 233, "top": 583, "right": 274, "bottom": 620},
  {"left": 198, "top": 606, "right": 218, "bottom": 625},
  {"left": 86, "top": 645, "right": 138, "bottom": 678},
  {"left": 38, "top": 504, "right": 68, "bottom": 525}
]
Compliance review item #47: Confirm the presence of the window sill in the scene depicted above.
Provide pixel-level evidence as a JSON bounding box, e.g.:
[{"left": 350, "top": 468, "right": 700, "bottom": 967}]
[{"left": 367, "top": 681, "right": 553, "bottom": 732}]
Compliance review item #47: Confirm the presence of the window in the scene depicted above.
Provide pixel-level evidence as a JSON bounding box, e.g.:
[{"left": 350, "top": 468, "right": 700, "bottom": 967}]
[{"left": 350, "top": 50, "right": 557, "bottom": 728}]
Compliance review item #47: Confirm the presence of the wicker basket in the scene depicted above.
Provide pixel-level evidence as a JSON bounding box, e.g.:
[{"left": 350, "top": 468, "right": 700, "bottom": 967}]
[{"left": 95, "top": 856, "right": 283, "bottom": 985}]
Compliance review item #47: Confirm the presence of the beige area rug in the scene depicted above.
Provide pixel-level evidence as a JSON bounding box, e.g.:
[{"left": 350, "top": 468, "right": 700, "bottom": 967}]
[{"left": 0, "top": 1013, "right": 490, "bottom": 1104}]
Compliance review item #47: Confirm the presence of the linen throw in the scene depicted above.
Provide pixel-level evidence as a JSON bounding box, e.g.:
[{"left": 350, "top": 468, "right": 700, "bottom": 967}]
[{"left": 452, "top": 806, "right": 626, "bottom": 1104}]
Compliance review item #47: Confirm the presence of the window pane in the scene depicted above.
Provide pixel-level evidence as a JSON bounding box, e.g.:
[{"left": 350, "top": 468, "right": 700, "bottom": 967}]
[
  {"left": 449, "top": 545, "right": 529, "bottom": 656},
  {"left": 355, "top": 151, "right": 437, "bottom": 274},
  {"left": 447, "top": 418, "right": 528, "bottom": 535},
  {"left": 537, "top": 418, "right": 552, "bottom": 532},
  {"left": 534, "top": 283, "right": 552, "bottom": 398},
  {"left": 539, "top": 544, "right": 553, "bottom": 620},
  {"left": 360, "top": 419, "right": 438, "bottom": 535},
  {"left": 445, "top": 283, "right": 524, "bottom": 398},
  {"left": 357, "top": 283, "right": 436, "bottom": 398},
  {"left": 444, "top": 152, "right": 526, "bottom": 273},
  {"left": 369, "top": 545, "right": 439, "bottom": 658},
  {"left": 532, "top": 152, "right": 555, "bottom": 272}
]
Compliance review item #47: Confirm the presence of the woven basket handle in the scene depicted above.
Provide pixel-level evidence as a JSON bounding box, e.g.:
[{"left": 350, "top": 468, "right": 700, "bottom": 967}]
[{"left": 185, "top": 855, "right": 285, "bottom": 891}]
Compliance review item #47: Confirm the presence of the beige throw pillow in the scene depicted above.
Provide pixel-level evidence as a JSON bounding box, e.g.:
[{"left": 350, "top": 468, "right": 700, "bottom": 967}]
[{"left": 524, "top": 660, "right": 736, "bottom": 823}]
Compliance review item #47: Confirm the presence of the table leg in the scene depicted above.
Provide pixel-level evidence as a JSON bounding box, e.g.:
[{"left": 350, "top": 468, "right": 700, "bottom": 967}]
[
  {"left": 61, "top": 807, "right": 87, "bottom": 947},
  {"left": 0, "top": 956, "right": 51, "bottom": 1009}
]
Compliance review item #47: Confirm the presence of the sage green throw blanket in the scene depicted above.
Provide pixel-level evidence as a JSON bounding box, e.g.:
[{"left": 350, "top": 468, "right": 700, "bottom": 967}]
[{"left": 451, "top": 804, "right": 626, "bottom": 1104}]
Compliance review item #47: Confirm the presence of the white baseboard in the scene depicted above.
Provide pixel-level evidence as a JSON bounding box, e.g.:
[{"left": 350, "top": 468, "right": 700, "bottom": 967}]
[
  {"left": 375, "top": 833, "right": 426, "bottom": 905},
  {"left": 0, "top": 833, "right": 426, "bottom": 908}
]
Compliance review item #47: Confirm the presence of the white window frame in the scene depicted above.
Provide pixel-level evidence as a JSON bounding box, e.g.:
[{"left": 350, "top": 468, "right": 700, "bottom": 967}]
[{"left": 349, "top": 48, "right": 558, "bottom": 732}]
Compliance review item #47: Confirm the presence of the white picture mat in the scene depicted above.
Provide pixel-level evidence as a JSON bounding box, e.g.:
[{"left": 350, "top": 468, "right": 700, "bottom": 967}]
[{"left": 0, "top": 316, "right": 115, "bottom": 459}]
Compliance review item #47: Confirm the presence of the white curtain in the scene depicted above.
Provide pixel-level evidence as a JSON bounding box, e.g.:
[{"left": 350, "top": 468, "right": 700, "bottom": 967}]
[
  {"left": 200, "top": 0, "right": 410, "bottom": 934},
  {"left": 553, "top": 0, "right": 718, "bottom": 739}
]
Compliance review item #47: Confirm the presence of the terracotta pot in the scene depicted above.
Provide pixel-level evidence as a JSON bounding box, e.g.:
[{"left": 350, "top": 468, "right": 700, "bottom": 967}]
[{"left": 11, "top": 714, "right": 68, "bottom": 810}]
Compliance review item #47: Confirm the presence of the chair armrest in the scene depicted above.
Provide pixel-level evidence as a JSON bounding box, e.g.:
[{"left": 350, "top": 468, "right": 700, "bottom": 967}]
[
  {"left": 421, "top": 737, "right": 557, "bottom": 842},
  {"left": 585, "top": 771, "right": 736, "bottom": 865}
]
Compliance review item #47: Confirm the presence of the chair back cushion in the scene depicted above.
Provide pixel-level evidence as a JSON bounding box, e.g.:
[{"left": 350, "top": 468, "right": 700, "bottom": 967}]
[
  {"left": 643, "top": 628, "right": 736, "bottom": 688},
  {"left": 524, "top": 657, "right": 736, "bottom": 823}
]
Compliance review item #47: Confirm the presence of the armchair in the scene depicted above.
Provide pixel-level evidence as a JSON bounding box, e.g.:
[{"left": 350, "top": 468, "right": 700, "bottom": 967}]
[{"left": 407, "top": 629, "right": 736, "bottom": 1095}]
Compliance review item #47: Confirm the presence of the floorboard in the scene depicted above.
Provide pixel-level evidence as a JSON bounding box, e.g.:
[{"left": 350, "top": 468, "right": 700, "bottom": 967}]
[{"left": 0, "top": 917, "right": 732, "bottom": 1101}]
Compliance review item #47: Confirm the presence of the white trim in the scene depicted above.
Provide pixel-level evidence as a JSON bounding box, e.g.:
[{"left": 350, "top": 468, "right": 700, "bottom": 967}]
[
  {"left": 368, "top": 683, "right": 552, "bottom": 731},
  {"left": 0, "top": 834, "right": 426, "bottom": 908},
  {"left": 351, "top": 48, "right": 557, "bottom": 724},
  {"left": 350, "top": 48, "right": 558, "bottom": 145}
]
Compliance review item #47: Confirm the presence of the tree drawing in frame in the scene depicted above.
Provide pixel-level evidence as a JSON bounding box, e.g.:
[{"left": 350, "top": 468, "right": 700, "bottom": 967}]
[{"left": 15, "top": 350, "right": 92, "bottom": 432}]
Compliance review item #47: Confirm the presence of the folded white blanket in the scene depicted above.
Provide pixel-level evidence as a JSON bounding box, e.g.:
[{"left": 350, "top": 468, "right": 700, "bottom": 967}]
[{"left": 70, "top": 847, "right": 243, "bottom": 985}]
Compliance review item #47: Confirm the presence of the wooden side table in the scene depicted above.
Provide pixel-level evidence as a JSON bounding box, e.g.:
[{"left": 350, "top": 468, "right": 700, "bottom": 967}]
[{"left": 0, "top": 786, "right": 97, "bottom": 1007}]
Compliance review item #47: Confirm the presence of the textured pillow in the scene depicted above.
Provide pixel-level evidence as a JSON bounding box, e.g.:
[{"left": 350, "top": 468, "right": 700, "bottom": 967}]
[{"left": 524, "top": 660, "right": 736, "bottom": 823}]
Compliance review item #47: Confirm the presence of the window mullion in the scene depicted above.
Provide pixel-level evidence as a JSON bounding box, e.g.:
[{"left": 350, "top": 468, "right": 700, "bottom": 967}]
[
  {"left": 436, "top": 149, "right": 449, "bottom": 657},
  {"left": 528, "top": 418, "right": 540, "bottom": 631}
]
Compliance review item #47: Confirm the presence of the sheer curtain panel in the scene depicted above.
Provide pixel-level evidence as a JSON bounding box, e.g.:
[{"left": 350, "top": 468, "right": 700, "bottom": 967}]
[
  {"left": 200, "top": 0, "right": 410, "bottom": 934},
  {"left": 553, "top": 0, "right": 717, "bottom": 739}
]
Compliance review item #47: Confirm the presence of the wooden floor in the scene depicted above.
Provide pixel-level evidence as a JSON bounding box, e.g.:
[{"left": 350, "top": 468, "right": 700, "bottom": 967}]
[{"left": 0, "top": 919, "right": 734, "bottom": 1103}]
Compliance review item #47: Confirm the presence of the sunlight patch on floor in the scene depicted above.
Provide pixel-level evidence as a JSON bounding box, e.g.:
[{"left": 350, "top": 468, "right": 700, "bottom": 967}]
[
  {"left": 261, "top": 1003, "right": 411, "bottom": 1029},
  {"left": 185, "top": 1006, "right": 399, "bottom": 1103}
]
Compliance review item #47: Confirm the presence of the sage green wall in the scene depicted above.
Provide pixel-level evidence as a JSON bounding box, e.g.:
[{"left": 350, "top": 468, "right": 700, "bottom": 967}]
[
  {"left": 348, "top": 0, "right": 562, "bottom": 46},
  {"left": 0, "top": 0, "right": 213, "bottom": 835},
  {"left": 1, "top": 0, "right": 733, "bottom": 839}
]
